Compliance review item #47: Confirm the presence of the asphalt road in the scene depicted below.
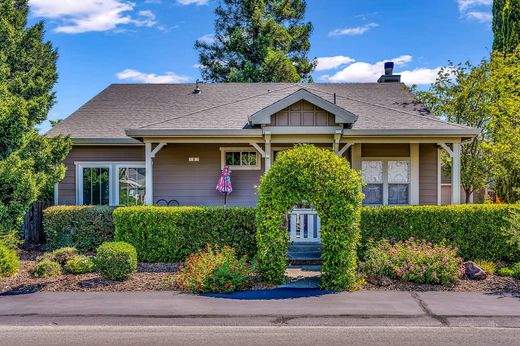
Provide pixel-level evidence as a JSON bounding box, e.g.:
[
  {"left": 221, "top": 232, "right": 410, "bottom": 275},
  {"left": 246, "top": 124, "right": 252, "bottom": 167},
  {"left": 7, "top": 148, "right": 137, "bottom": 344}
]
[{"left": 1, "top": 326, "right": 519, "bottom": 346}]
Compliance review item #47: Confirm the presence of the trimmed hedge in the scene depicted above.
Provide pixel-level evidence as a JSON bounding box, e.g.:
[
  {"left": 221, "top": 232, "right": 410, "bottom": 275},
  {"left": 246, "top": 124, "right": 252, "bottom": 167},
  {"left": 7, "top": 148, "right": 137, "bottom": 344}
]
[
  {"left": 113, "top": 206, "right": 257, "bottom": 262},
  {"left": 43, "top": 206, "right": 115, "bottom": 252},
  {"left": 95, "top": 242, "right": 137, "bottom": 280},
  {"left": 360, "top": 204, "right": 520, "bottom": 262}
]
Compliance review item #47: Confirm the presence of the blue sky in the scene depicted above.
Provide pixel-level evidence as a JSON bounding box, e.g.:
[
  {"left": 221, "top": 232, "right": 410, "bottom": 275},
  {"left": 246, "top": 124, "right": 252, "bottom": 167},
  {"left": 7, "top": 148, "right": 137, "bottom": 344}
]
[{"left": 28, "top": 0, "right": 494, "bottom": 132}]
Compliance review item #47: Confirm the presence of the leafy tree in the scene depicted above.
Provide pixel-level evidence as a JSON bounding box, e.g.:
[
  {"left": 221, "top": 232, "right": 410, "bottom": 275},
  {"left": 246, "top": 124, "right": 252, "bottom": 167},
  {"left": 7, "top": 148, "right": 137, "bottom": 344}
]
[
  {"left": 195, "top": 0, "right": 316, "bottom": 82},
  {"left": 0, "top": 0, "right": 71, "bottom": 237},
  {"left": 493, "top": 0, "right": 520, "bottom": 55},
  {"left": 486, "top": 46, "right": 520, "bottom": 203},
  {"left": 415, "top": 61, "right": 493, "bottom": 203}
]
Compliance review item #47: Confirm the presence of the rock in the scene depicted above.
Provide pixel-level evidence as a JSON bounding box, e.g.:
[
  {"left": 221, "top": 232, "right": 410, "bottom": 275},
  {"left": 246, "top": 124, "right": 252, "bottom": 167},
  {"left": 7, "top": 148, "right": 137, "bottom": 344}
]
[
  {"left": 463, "top": 261, "right": 487, "bottom": 280},
  {"left": 366, "top": 275, "right": 392, "bottom": 287}
]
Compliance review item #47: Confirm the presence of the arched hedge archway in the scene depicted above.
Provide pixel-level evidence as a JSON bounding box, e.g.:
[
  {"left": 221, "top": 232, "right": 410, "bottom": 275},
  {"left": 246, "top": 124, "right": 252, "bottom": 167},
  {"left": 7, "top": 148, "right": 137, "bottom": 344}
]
[{"left": 256, "top": 144, "right": 364, "bottom": 290}]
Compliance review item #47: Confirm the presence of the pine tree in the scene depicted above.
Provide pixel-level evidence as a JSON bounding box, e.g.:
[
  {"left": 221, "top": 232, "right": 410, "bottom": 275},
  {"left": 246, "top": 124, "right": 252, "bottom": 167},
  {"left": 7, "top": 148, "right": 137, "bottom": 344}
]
[
  {"left": 493, "top": 0, "right": 520, "bottom": 55},
  {"left": 195, "top": 0, "right": 316, "bottom": 82},
  {"left": 0, "top": 0, "right": 71, "bottom": 237}
]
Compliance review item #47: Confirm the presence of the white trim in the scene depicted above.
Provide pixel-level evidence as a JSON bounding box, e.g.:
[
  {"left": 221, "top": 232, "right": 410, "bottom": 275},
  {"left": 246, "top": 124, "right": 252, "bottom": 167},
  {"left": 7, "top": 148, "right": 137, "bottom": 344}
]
[
  {"left": 114, "top": 164, "right": 146, "bottom": 206},
  {"left": 361, "top": 157, "right": 412, "bottom": 206},
  {"left": 249, "top": 143, "right": 266, "bottom": 157},
  {"left": 437, "top": 147, "right": 442, "bottom": 206},
  {"left": 451, "top": 143, "right": 461, "bottom": 204},
  {"left": 263, "top": 126, "right": 342, "bottom": 135},
  {"left": 54, "top": 183, "right": 59, "bottom": 206},
  {"left": 264, "top": 132, "right": 272, "bottom": 172},
  {"left": 219, "top": 147, "right": 261, "bottom": 170},
  {"left": 75, "top": 161, "right": 145, "bottom": 206},
  {"left": 145, "top": 143, "right": 153, "bottom": 205},
  {"left": 410, "top": 144, "right": 419, "bottom": 205},
  {"left": 151, "top": 143, "right": 167, "bottom": 158},
  {"left": 337, "top": 143, "right": 353, "bottom": 157},
  {"left": 437, "top": 142, "right": 454, "bottom": 157}
]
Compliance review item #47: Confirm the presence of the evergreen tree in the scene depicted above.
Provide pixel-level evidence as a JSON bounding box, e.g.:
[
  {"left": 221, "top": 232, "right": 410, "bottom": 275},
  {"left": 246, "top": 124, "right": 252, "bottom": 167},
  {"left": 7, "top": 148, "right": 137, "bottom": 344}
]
[
  {"left": 493, "top": 0, "right": 520, "bottom": 55},
  {"left": 195, "top": 0, "right": 316, "bottom": 82},
  {"left": 0, "top": 0, "right": 71, "bottom": 237}
]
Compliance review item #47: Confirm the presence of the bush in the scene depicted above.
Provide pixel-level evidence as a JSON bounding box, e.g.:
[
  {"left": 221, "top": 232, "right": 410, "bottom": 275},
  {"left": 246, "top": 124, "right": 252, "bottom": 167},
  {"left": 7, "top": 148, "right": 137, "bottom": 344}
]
[
  {"left": 176, "top": 244, "right": 254, "bottom": 293},
  {"left": 497, "top": 267, "right": 514, "bottom": 277},
  {"left": 0, "top": 244, "right": 20, "bottom": 277},
  {"left": 50, "top": 247, "right": 78, "bottom": 265},
  {"left": 114, "top": 206, "right": 256, "bottom": 262},
  {"left": 360, "top": 204, "right": 520, "bottom": 262},
  {"left": 94, "top": 242, "right": 137, "bottom": 280},
  {"left": 32, "top": 259, "right": 61, "bottom": 278},
  {"left": 256, "top": 144, "right": 363, "bottom": 290},
  {"left": 44, "top": 206, "right": 114, "bottom": 252},
  {"left": 361, "top": 238, "right": 464, "bottom": 285},
  {"left": 64, "top": 255, "right": 94, "bottom": 274},
  {"left": 474, "top": 260, "right": 496, "bottom": 275}
]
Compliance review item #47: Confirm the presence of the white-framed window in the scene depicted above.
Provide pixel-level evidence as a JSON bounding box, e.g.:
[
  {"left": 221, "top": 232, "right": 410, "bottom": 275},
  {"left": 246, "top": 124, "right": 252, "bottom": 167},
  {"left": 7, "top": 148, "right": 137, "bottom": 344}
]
[
  {"left": 220, "top": 147, "right": 261, "bottom": 170},
  {"left": 75, "top": 162, "right": 145, "bottom": 206},
  {"left": 361, "top": 158, "right": 410, "bottom": 206}
]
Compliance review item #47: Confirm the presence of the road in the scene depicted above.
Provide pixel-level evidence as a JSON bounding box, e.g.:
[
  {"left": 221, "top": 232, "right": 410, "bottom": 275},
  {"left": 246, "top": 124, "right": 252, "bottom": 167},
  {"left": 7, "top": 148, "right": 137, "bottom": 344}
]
[{"left": 1, "top": 326, "right": 519, "bottom": 346}]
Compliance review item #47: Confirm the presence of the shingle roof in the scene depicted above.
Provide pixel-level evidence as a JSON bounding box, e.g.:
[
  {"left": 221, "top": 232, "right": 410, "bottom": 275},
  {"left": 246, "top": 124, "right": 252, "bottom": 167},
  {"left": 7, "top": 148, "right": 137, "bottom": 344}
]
[{"left": 47, "top": 82, "right": 474, "bottom": 140}]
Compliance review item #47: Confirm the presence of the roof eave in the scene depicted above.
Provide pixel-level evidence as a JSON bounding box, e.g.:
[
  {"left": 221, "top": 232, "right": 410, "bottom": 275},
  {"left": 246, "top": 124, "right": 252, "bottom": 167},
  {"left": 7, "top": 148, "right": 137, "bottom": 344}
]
[
  {"left": 343, "top": 128, "right": 480, "bottom": 137},
  {"left": 125, "top": 128, "right": 264, "bottom": 138}
]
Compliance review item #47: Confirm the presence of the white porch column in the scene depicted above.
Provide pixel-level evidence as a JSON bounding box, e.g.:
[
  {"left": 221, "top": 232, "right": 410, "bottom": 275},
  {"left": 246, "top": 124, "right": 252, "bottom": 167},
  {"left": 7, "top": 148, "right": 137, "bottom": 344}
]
[
  {"left": 145, "top": 143, "right": 153, "bottom": 205},
  {"left": 452, "top": 143, "right": 461, "bottom": 204},
  {"left": 410, "top": 143, "right": 420, "bottom": 205},
  {"left": 264, "top": 132, "right": 272, "bottom": 172}
]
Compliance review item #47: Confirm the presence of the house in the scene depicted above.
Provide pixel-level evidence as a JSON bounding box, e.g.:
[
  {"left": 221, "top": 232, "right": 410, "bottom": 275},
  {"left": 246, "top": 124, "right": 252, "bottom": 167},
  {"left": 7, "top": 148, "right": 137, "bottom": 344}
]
[{"left": 48, "top": 64, "right": 478, "bottom": 213}]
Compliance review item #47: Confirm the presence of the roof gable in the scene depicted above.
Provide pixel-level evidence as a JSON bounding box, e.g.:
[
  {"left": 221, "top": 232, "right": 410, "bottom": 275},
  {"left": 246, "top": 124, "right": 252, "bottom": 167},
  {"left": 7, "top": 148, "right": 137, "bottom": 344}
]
[{"left": 248, "top": 89, "right": 357, "bottom": 125}]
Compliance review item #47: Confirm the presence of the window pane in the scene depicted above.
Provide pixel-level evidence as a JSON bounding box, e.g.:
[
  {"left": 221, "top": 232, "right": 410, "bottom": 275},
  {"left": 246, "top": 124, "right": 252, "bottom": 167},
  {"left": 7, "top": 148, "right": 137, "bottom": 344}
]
[
  {"left": 388, "top": 160, "right": 409, "bottom": 183},
  {"left": 225, "top": 152, "right": 240, "bottom": 166},
  {"left": 119, "top": 167, "right": 146, "bottom": 206},
  {"left": 83, "top": 167, "right": 109, "bottom": 205},
  {"left": 362, "top": 161, "right": 383, "bottom": 183},
  {"left": 241, "top": 152, "right": 256, "bottom": 166},
  {"left": 388, "top": 184, "right": 409, "bottom": 205},
  {"left": 362, "top": 184, "right": 383, "bottom": 205}
]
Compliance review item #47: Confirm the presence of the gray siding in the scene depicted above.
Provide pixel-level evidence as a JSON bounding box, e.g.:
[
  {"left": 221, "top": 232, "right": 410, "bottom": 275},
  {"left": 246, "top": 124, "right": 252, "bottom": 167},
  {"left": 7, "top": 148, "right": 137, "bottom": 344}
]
[
  {"left": 419, "top": 144, "right": 438, "bottom": 205},
  {"left": 361, "top": 143, "right": 410, "bottom": 157}
]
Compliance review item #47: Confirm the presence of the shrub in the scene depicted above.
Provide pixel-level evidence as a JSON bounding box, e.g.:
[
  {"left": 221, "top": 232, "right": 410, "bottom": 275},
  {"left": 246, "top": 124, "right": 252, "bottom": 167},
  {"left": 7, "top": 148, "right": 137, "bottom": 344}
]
[
  {"left": 360, "top": 204, "right": 520, "bottom": 262},
  {"left": 474, "top": 260, "right": 496, "bottom": 275},
  {"left": 114, "top": 206, "right": 256, "bottom": 262},
  {"left": 44, "top": 206, "right": 114, "bottom": 252},
  {"left": 176, "top": 244, "right": 254, "bottom": 293},
  {"left": 32, "top": 259, "right": 61, "bottom": 278},
  {"left": 256, "top": 144, "right": 363, "bottom": 290},
  {"left": 50, "top": 247, "right": 78, "bottom": 265},
  {"left": 510, "top": 262, "right": 520, "bottom": 278},
  {"left": 64, "top": 255, "right": 94, "bottom": 274},
  {"left": 94, "top": 242, "right": 137, "bottom": 280},
  {"left": 361, "top": 238, "right": 464, "bottom": 285},
  {"left": 497, "top": 267, "right": 514, "bottom": 277},
  {"left": 0, "top": 244, "right": 20, "bottom": 277}
]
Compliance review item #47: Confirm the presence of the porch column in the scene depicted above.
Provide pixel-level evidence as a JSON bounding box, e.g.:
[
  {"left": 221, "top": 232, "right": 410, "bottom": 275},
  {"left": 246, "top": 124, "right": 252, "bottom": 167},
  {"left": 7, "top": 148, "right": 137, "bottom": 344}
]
[
  {"left": 145, "top": 143, "right": 153, "bottom": 205},
  {"left": 410, "top": 143, "right": 420, "bottom": 205},
  {"left": 452, "top": 143, "right": 461, "bottom": 204},
  {"left": 145, "top": 142, "right": 167, "bottom": 206},
  {"left": 351, "top": 143, "right": 361, "bottom": 170},
  {"left": 264, "top": 132, "right": 272, "bottom": 172}
]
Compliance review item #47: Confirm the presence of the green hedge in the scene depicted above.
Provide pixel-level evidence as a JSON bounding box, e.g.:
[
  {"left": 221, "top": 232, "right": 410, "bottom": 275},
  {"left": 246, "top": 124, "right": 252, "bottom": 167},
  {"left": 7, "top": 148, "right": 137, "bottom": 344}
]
[
  {"left": 43, "top": 206, "right": 115, "bottom": 252},
  {"left": 113, "top": 206, "right": 257, "bottom": 262},
  {"left": 360, "top": 204, "right": 520, "bottom": 262}
]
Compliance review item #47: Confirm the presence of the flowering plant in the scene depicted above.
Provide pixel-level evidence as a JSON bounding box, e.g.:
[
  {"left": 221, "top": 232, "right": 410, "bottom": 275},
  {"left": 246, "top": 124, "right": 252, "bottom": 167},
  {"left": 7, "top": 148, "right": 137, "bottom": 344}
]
[
  {"left": 175, "top": 244, "right": 255, "bottom": 293},
  {"left": 361, "top": 238, "right": 464, "bottom": 285}
]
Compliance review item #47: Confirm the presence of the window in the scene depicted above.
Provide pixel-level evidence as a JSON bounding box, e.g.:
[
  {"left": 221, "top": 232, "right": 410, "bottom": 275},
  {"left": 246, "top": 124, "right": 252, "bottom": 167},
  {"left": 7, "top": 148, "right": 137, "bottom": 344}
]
[
  {"left": 220, "top": 148, "right": 260, "bottom": 170},
  {"left": 361, "top": 159, "right": 410, "bottom": 206},
  {"left": 76, "top": 162, "right": 145, "bottom": 206},
  {"left": 82, "top": 167, "right": 110, "bottom": 205},
  {"left": 118, "top": 167, "right": 146, "bottom": 206}
]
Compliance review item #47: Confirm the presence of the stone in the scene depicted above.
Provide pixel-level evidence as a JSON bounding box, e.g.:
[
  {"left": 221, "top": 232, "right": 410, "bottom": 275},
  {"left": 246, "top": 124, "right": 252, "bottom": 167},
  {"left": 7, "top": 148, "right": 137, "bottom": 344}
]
[
  {"left": 462, "top": 261, "right": 487, "bottom": 280},
  {"left": 366, "top": 275, "right": 392, "bottom": 287}
]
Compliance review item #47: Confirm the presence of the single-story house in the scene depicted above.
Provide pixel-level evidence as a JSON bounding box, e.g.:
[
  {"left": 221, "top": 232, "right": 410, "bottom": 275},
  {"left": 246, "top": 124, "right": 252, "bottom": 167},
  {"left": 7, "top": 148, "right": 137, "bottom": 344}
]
[{"left": 48, "top": 65, "right": 479, "bottom": 215}]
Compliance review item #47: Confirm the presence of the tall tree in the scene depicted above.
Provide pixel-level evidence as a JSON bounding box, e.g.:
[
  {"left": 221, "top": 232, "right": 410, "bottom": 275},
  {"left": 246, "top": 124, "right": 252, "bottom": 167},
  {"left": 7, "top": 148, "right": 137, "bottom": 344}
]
[
  {"left": 195, "top": 0, "right": 316, "bottom": 82},
  {"left": 415, "top": 61, "right": 493, "bottom": 203},
  {"left": 493, "top": 0, "right": 520, "bottom": 55},
  {"left": 0, "top": 0, "right": 71, "bottom": 237}
]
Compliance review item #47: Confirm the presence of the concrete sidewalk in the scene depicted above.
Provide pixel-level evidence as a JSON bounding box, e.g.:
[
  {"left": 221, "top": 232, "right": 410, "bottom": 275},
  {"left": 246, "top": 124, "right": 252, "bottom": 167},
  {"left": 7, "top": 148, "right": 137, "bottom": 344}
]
[{"left": 1, "top": 291, "right": 519, "bottom": 327}]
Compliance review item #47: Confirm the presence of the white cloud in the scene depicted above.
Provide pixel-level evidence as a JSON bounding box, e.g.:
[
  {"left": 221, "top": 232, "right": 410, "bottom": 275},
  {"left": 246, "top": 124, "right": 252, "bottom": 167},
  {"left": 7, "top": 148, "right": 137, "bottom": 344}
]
[
  {"left": 457, "top": 0, "right": 492, "bottom": 11},
  {"left": 315, "top": 56, "right": 355, "bottom": 71},
  {"left": 29, "top": 0, "right": 157, "bottom": 33},
  {"left": 176, "top": 0, "right": 209, "bottom": 5},
  {"left": 116, "top": 69, "right": 191, "bottom": 83},
  {"left": 320, "top": 55, "right": 440, "bottom": 85},
  {"left": 466, "top": 11, "right": 493, "bottom": 23},
  {"left": 197, "top": 34, "right": 215, "bottom": 44},
  {"left": 328, "top": 23, "right": 378, "bottom": 37},
  {"left": 456, "top": 0, "right": 492, "bottom": 23}
]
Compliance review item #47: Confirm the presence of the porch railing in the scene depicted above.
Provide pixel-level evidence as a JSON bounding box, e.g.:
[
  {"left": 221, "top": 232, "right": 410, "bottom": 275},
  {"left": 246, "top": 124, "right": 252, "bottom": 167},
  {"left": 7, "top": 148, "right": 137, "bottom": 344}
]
[{"left": 288, "top": 208, "right": 321, "bottom": 243}]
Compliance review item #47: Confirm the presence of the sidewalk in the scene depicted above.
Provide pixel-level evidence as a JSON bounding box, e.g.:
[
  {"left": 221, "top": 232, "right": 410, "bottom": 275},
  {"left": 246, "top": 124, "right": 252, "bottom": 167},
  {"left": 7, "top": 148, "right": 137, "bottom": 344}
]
[{"left": 1, "top": 291, "right": 519, "bottom": 327}]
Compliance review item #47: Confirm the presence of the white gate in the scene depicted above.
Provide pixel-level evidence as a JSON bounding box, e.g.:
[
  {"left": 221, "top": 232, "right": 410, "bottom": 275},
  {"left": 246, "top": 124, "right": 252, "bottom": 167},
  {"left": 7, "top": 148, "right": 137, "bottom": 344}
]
[{"left": 288, "top": 208, "right": 321, "bottom": 243}]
